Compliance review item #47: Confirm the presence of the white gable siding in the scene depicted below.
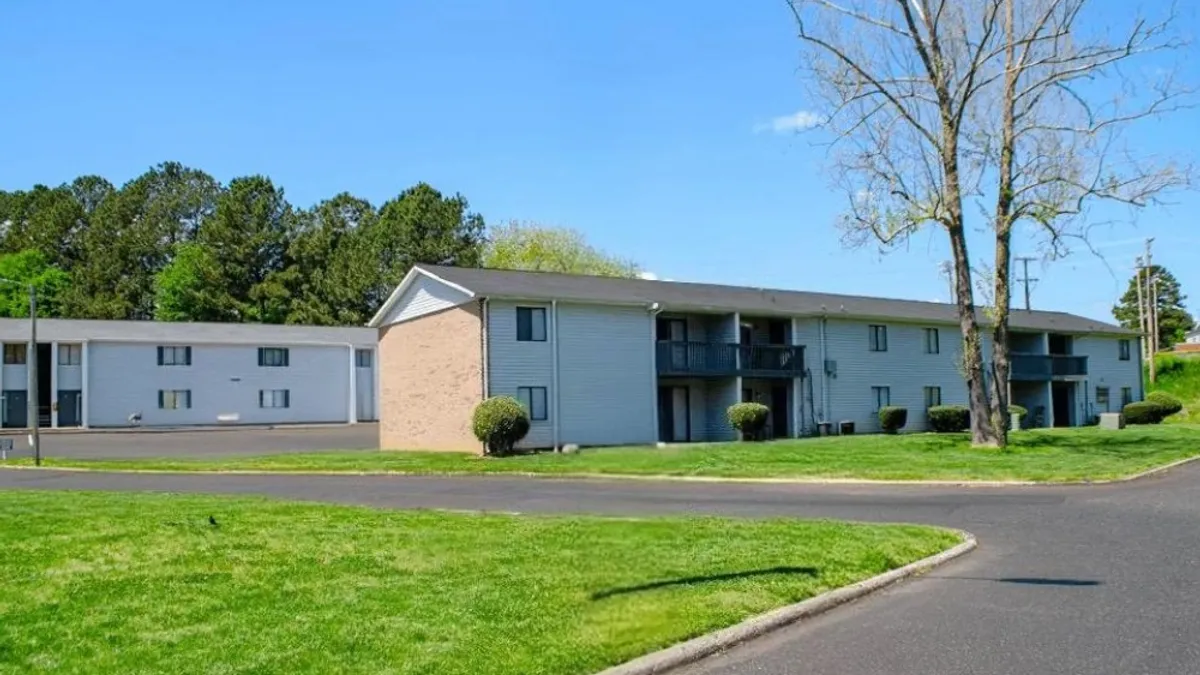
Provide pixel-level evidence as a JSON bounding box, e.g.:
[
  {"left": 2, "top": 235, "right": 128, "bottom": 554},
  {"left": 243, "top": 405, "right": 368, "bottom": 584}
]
[
  {"left": 379, "top": 275, "right": 473, "bottom": 326},
  {"left": 557, "top": 304, "right": 655, "bottom": 446},
  {"left": 486, "top": 300, "right": 554, "bottom": 448},
  {"left": 1075, "top": 335, "right": 1142, "bottom": 419}
]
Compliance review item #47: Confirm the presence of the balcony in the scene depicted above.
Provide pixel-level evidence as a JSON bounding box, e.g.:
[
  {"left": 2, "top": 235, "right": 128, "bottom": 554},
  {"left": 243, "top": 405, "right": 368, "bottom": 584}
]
[
  {"left": 1009, "top": 353, "right": 1088, "bottom": 381},
  {"left": 656, "top": 341, "right": 804, "bottom": 378}
]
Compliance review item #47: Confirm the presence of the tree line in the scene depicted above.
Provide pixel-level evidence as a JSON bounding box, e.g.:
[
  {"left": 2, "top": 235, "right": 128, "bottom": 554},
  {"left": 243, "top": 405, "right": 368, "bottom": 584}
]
[{"left": 0, "top": 163, "right": 638, "bottom": 325}]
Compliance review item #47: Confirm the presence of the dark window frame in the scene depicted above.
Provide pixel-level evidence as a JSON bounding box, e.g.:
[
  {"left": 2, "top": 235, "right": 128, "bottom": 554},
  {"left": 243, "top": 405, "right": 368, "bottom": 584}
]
[
  {"left": 517, "top": 386, "right": 548, "bottom": 421},
  {"left": 871, "top": 385, "right": 891, "bottom": 411},
  {"left": 924, "top": 386, "right": 942, "bottom": 408},
  {"left": 157, "top": 389, "right": 192, "bottom": 410},
  {"left": 869, "top": 325, "right": 888, "bottom": 352},
  {"left": 924, "top": 328, "right": 940, "bottom": 354},
  {"left": 259, "top": 389, "right": 291, "bottom": 409},
  {"left": 1096, "top": 386, "right": 1111, "bottom": 412},
  {"left": 355, "top": 349, "right": 373, "bottom": 368},
  {"left": 1118, "top": 339, "right": 1131, "bottom": 361},
  {"left": 3, "top": 344, "right": 27, "bottom": 365},
  {"left": 157, "top": 345, "right": 192, "bottom": 366},
  {"left": 1121, "top": 387, "right": 1134, "bottom": 407},
  {"left": 516, "top": 307, "right": 548, "bottom": 342},
  {"left": 258, "top": 347, "right": 290, "bottom": 367}
]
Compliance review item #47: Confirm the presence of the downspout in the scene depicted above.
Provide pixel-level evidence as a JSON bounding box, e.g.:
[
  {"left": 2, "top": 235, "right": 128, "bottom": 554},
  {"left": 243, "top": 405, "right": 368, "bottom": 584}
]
[
  {"left": 480, "top": 298, "right": 490, "bottom": 454},
  {"left": 344, "top": 343, "right": 357, "bottom": 424},
  {"left": 648, "top": 302, "right": 663, "bottom": 444},
  {"left": 551, "top": 299, "right": 560, "bottom": 451},
  {"left": 819, "top": 313, "right": 830, "bottom": 424},
  {"left": 1137, "top": 334, "right": 1146, "bottom": 402}
]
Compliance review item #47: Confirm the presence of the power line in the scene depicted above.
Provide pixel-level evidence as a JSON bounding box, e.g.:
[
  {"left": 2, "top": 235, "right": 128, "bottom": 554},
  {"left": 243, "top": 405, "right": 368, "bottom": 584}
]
[{"left": 1015, "top": 256, "right": 1038, "bottom": 311}]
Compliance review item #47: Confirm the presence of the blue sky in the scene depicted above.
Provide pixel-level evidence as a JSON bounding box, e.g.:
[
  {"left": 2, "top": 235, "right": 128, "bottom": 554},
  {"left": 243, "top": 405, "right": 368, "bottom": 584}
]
[{"left": 2, "top": 0, "right": 1197, "bottom": 322}]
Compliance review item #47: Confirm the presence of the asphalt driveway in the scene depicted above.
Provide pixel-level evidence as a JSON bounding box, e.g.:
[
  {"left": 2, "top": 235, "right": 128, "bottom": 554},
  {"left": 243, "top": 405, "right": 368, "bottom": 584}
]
[
  {"left": 2, "top": 458, "right": 1199, "bottom": 674},
  {"left": 0, "top": 423, "right": 377, "bottom": 459}
]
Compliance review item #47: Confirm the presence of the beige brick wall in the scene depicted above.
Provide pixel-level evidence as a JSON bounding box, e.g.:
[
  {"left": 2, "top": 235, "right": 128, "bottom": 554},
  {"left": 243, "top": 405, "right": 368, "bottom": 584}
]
[{"left": 378, "top": 302, "right": 484, "bottom": 453}]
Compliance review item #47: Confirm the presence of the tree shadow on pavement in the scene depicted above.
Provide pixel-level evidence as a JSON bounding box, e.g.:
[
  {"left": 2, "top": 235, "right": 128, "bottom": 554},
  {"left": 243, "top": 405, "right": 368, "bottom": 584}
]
[
  {"left": 932, "top": 576, "right": 1102, "bottom": 587},
  {"left": 591, "top": 566, "right": 819, "bottom": 600}
]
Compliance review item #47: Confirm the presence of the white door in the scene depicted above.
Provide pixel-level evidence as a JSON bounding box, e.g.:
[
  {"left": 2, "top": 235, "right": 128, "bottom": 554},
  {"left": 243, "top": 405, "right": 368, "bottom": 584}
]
[
  {"left": 355, "top": 366, "right": 375, "bottom": 421},
  {"left": 671, "top": 387, "right": 689, "bottom": 442}
]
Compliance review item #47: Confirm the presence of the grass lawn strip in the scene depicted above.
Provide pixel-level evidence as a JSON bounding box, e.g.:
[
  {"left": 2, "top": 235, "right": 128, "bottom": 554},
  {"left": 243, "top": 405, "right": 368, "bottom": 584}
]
[
  {"left": 0, "top": 491, "right": 959, "bottom": 675},
  {"left": 14, "top": 425, "right": 1200, "bottom": 483}
]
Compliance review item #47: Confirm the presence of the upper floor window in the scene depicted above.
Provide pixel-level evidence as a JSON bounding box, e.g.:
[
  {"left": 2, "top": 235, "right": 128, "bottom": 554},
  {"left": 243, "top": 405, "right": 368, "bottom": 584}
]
[
  {"left": 516, "top": 307, "right": 547, "bottom": 342},
  {"left": 59, "top": 344, "right": 82, "bottom": 366},
  {"left": 1118, "top": 339, "right": 1131, "bottom": 361},
  {"left": 3, "top": 344, "right": 26, "bottom": 365},
  {"left": 157, "top": 346, "right": 192, "bottom": 366},
  {"left": 924, "top": 328, "right": 940, "bottom": 354},
  {"left": 871, "top": 386, "right": 891, "bottom": 411},
  {"left": 258, "top": 347, "right": 289, "bottom": 367},
  {"left": 869, "top": 325, "right": 888, "bottom": 352},
  {"left": 355, "top": 349, "right": 372, "bottom": 368}
]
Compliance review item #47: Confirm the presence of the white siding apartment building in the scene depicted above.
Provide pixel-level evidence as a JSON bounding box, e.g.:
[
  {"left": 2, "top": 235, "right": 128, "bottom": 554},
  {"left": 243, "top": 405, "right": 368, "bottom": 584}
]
[
  {"left": 372, "top": 265, "right": 1144, "bottom": 453},
  {"left": 0, "top": 319, "right": 377, "bottom": 429}
]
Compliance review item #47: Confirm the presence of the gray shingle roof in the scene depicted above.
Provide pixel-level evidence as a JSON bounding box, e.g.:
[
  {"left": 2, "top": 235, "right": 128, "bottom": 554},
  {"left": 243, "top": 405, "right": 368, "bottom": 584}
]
[
  {"left": 420, "top": 264, "right": 1134, "bottom": 336},
  {"left": 0, "top": 318, "right": 376, "bottom": 345}
]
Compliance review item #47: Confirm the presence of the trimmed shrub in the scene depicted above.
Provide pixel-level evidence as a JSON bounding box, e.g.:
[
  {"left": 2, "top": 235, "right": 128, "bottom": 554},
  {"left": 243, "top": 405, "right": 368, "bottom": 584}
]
[
  {"left": 1123, "top": 401, "right": 1164, "bottom": 425},
  {"left": 728, "top": 402, "right": 770, "bottom": 441},
  {"left": 472, "top": 396, "right": 531, "bottom": 455},
  {"left": 928, "top": 405, "right": 970, "bottom": 433},
  {"left": 1146, "top": 391, "right": 1183, "bottom": 417},
  {"left": 878, "top": 406, "right": 908, "bottom": 434}
]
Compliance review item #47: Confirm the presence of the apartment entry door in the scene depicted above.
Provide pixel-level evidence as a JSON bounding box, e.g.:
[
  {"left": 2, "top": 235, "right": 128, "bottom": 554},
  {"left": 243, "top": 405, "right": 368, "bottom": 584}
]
[
  {"left": 1052, "top": 382, "right": 1074, "bottom": 427},
  {"left": 657, "top": 386, "right": 690, "bottom": 443}
]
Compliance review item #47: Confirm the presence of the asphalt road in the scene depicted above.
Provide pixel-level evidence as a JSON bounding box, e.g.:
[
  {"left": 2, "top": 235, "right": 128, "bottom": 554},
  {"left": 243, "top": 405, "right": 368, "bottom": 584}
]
[
  {"left": 0, "top": 423, "right": 378, "bottom": 459},
  {"left": 2, "top": 460, "right": 1199, "bottom": 674}
]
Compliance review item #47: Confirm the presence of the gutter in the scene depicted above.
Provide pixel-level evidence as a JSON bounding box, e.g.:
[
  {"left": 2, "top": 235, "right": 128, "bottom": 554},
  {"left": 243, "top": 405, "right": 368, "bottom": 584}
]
[{"left": 551, "top": 299, "right": 560, "bottom": 451}]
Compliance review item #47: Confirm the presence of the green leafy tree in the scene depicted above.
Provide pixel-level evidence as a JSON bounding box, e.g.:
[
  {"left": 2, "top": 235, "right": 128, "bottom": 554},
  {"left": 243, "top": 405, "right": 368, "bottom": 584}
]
[
  {"left": 0, "top": 181, "right": 105, "bottom": 268},
  {"left": 284, "top": 193, "right": 379, "bottom": 325},
  {"left": 483, "top": 221, "right": 640, "bottom": 277},
  {"left": 366, "top": 183, "right": 485, "bottom": 311},
  {"left": 1113, "top": 265, "right": 1194, "bottom": 349},
  {"left": 0, "top": 250, "right": 70, "bottom": 317},
  {"left": 153, "top": 242, "right": 234, "bottom": 322}
]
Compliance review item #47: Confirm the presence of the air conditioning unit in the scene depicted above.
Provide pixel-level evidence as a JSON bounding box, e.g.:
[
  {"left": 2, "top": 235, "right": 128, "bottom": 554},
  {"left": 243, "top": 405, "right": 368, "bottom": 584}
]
[{"left": 824, "top": 359, "right": 838, "bottom": 378}]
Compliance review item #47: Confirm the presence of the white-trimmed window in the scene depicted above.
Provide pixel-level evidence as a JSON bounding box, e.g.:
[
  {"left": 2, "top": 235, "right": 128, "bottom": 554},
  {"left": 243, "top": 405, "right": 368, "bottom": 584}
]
[
  {"left": 517, "top": 386, "right": 548, "bottom": 421},
  {"left": 924, "top": 386, "right": 942, "bottom": 408},
  {"left": 355, "top": 349, "right": 372, "bottom": 368},
  {"left": 260, "top": 389, "right": 290, "bottom": 409},
  {"left": 158, "top": 390, "right": 191, "bottom": 410},
  {"left": 869, "top": 325, "right": 888, "bottom": 352},
  {"left": 516, "top": 307, "right": 547, "bottom": 342},
  {"left": 157, "top": 346, "right": 192, "bottom": 366},
  {"left": 871, "top": 386, "right": 891, "bottom": 412},
  {"left": 258, "top": 347, "right": 289, "bottom": 367},
  {"left": 58, "top": 344, "right": 82, "bottom": 365},
  {"left": 924, "top": 328, "right": 940, "bottom": 354}
]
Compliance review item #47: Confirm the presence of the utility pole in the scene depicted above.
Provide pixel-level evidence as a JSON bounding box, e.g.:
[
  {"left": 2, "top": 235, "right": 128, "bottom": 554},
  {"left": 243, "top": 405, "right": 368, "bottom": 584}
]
[
  {"left": 27, "top": 284, "right": 40, "bottom": 466},
  {"left": 1135, "top": 257, "right": 1147, "bottom": 360},
  {"left": 1143, "top": 238, "right": 1157, "bottom": 384},
  {"left": 1015, "top": 256, "right": 1038, "bottom": 311},
  {"left": 939, "top": 260, "right": 955, "bottom": 303}
]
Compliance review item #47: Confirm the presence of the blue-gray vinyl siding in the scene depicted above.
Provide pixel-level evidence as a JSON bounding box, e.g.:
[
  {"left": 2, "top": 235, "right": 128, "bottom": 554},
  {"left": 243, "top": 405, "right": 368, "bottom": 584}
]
[
  {"left": 486, "top": 300, "right": 554, "bottom": 448},
  {"left": 1075, "top": 335, "right": 1142, "bottom": 420},
  {"left": 557, "top": 303, "right": 655, "bottom": 446}
]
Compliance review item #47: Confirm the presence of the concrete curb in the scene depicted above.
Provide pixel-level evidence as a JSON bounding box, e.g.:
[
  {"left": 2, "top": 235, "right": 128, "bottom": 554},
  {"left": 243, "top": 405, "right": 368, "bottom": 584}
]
[
  {"left": 5, "top": 453, "right": 1198, "bottom": 486},
  {"left": 594, "top": 531, "right": 978, "bottom": 675}
]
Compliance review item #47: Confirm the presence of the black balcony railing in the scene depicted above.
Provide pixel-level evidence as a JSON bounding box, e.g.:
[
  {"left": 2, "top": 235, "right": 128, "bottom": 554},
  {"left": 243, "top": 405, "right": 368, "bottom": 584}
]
[
  {"left": 656, "top": 341, "right": 803, "bottom": 377},
  {"left": 1009, "top": 353, "right": 1088, "bottom": 380}
]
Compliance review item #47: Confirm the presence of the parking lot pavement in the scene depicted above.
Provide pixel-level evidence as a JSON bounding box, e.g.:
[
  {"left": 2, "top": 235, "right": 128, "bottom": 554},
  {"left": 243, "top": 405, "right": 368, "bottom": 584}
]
[{"left": 0, "top": 423, "right": 378, "bottom": 460}]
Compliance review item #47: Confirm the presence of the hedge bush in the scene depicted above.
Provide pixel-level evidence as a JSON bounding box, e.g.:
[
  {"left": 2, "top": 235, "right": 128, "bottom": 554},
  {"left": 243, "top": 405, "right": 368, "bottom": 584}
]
[
  {"left": 878, "top": 406, "right": 908, "bottom": 434},
  {"left": 1123, "top": 401, "right": 1164, "bottom": 425},
  {"left": 928, "top": 405, "right": 970, "bottom": 433},
  {"left": 1146, "top": 391, "right": 1183, "bottom": 417},
  {"left": 472, "top": 396, "right": 531, "bottom": 455},
  {"left": 728, "top": 402, "right": 770, "bottom": 441}
]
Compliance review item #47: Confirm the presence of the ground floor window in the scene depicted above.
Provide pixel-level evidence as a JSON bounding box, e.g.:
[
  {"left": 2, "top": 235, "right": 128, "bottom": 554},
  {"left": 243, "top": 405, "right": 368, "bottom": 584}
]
[
  {"left": 871, "top": 386, "right": 890, "bottom": 411},
  {"left": 924, "top": 386, "right": 942, "bottom": 408},
  {"left": 1121, "top": 387, "right": 1133, "bottom": 407},
  {"left": 1096, "top": 387, "right": 1110, "bottom": 412},
  {"left": 260, "top": 389, "right": 290, "bottom": 409},
  {"left": 517, "top": 386, "right": 548, "bottom": 421},
  {"left": 158, "top": 390, "right": 191, "bottom": 410}
]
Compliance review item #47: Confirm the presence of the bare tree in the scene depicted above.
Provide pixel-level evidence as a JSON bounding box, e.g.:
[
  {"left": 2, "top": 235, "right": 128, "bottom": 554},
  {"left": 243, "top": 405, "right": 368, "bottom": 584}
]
[{"left": 788, "top": 0, "right": 1191, "bottom": 446}]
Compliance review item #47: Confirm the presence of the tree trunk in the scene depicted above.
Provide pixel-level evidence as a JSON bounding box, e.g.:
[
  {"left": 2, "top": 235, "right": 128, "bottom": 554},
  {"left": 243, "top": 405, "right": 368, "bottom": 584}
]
[
  {"left": 989, "top": 229, "right": 1012, "bottom": 446},
  {"left": 947, "top": 222, "right": 996, "bottom": 446}
]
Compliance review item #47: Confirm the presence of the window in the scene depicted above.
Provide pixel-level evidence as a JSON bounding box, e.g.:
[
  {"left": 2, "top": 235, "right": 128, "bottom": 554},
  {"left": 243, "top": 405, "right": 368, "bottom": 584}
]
[
  {"left": 157, "top": 346, "right": 192, "bottom": 366},
  {"left": 355, "top": 349, "right": 372, "bottom": 368},
  {"left": 158, "top": 389, "right": 191, "bottom": 410},
  {"left": 516, "top": 307, "right": 547, "bottom": 342},
  {"left": 259, "top": 389, "right": 290, "bottom": 409},
  {"left": 869, "top": 325, "right": 888, "bottom": 352},
  {"left": 258, "top": 347, "right": 289, "bottom": 367},
  {"left": 924, "top": 328, "right": 940, "bottom": 354},
  {"left": 58, "top": 344, "right": 82, "bottom": 366},
  {"left": 924, "top": 386, "right": 942, "bottom": 408},
  {"left": 871, "top": 386, "right": 891, "bottom": 411},
  {"left": 3, "top": 344, "right": 26, "bottom": 365},
  {"left": 1121, "top": 387, "right": 1134, "bottom": 407},
  {"left": 517, "top": 386, "right": 548, "bottom": 421},
  {"left": 1096, "top": 387, "right": 1110, "bottom": 412},
  {"left": 1118, "top": 339, "right": 1131, "bottom": 361}
]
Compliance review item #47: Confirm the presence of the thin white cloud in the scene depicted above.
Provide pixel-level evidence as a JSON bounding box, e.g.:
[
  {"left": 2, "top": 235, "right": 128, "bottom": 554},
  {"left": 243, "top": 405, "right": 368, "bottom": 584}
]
[
  {"left": 756, "top": 110, "right": 825, "bottom": 134},
  {"left": 639, "top": 271, "right": 659, "bottom": 281}
]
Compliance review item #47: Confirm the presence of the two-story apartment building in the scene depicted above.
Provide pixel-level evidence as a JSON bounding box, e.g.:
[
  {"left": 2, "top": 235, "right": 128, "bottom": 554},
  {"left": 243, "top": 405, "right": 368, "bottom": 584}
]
[{"left": 371, "top": 264, "right": 1143, "bottom": 452}]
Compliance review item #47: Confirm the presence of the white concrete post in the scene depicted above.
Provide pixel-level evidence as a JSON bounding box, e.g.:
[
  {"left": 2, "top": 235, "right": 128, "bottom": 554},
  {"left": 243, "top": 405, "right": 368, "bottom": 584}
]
[
  {"left": 347, "top": 345, "right": 357, "bottom": 424},
  {"left": 50, "top": 341, "right": 58, "bottom": 428},
  {"left": 81, "top": 341, "right": 89, "bottom": 428}
]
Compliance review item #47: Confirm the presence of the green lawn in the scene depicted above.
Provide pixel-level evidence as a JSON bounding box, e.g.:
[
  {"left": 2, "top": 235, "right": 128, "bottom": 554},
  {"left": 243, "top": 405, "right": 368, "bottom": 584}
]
[
  {"left": 0, "top": 491, "right": 958, "bottom": 675},
  {"left": 12, "top": 425, "right": 1200, "bottom": 482}
]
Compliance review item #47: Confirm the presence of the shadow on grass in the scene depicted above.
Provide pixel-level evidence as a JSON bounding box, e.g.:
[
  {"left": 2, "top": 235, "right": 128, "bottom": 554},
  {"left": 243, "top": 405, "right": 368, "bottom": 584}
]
[
  {"left": 591, "top": 566, "right": 819, "bottom": 600},
  {"left": 933, "top": 575, "right": 1102, "bottom": 587}
]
